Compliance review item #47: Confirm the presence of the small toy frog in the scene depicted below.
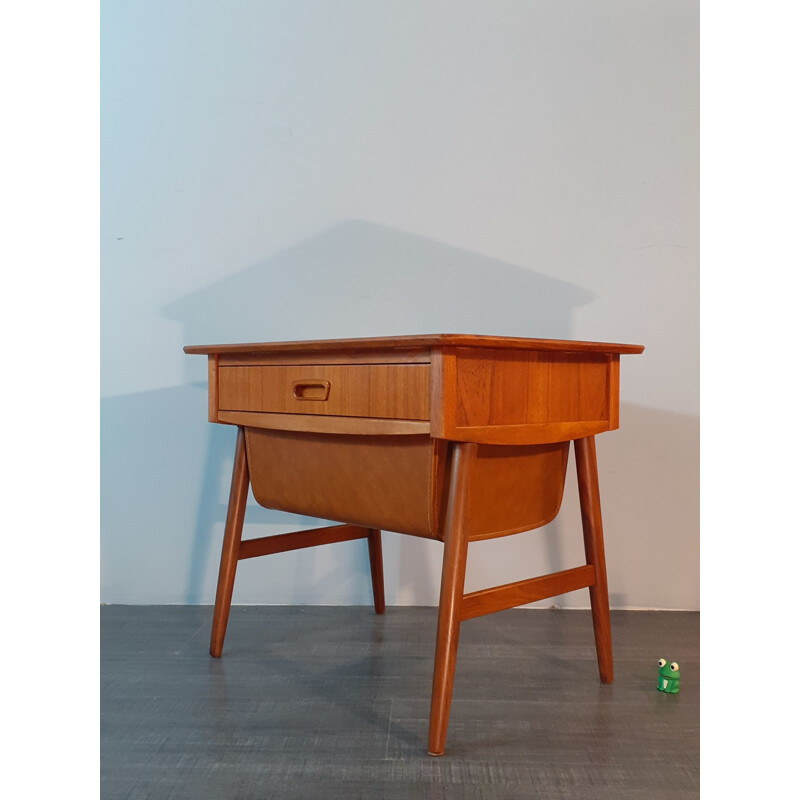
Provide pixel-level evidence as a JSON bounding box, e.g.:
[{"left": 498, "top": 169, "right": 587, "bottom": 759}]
[{"left": 656, "top": 658, "right": 680, "bottom": 693}]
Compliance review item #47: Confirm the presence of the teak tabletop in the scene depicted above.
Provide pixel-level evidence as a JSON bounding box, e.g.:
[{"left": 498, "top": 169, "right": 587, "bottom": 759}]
[
  {"left": 184, "top": 332, "right": 644, "bottom": 356},
  {"left": 185, "top": 333, "right": 644, "bottom": 754}
]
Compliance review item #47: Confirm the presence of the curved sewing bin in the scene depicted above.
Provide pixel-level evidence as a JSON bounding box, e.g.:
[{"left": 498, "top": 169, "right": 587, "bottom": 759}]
[{"left": 184, "top": 334, "right": 643, "bottom": 755}]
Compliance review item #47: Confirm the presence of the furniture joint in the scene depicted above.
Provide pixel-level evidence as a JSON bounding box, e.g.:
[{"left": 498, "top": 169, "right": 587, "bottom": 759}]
[
  {"left": 237, "top": 524, "right": 370, "bottom": 560},
  {"left": 459, "top": 565, "right": 597, "bottom": 621}
]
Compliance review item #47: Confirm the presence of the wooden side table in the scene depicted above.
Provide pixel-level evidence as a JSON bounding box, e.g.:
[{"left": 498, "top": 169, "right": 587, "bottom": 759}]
[{"left": 184, "top": 334, "right": 643, "bottom": 755}]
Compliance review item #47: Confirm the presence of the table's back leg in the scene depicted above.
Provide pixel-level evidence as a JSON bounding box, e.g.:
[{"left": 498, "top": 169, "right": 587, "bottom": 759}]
[
  {"left": 366, "top": 529, "right": 386, "bottom": 614},
  {"left": 428, "top": 441, "right": 475, "bottom": 756},
  {"left": 574, "top": 435, "right": 614, "bottom": 683},
  {"left": 210, "top": 426, "right": 250, "bottom": 657}
]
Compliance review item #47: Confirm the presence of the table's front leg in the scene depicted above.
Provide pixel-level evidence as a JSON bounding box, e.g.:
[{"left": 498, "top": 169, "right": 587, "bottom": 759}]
[
  {"left": 428, "top": 441, "right": 476, "bottom": 756},
  {"left": 574, "top": 435, "right": 614, "bottom": 683},
  {"left": 210, "top": 426, "right": 250, "bottom": 657}
]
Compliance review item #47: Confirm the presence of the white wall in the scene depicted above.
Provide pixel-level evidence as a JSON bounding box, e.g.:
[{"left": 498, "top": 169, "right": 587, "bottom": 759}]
[{"left": 101, "top": 0, "right": 698, "bottom": 609}]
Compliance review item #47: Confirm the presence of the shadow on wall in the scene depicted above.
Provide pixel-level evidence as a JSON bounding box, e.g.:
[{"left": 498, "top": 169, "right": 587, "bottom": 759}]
[
  {"left": 103, "top": 221, "right": 601, "bottom": 604},
  {"left": 165, "top": 220, "right": 593, "bottom": 604},
  {"left": 163, "top": 220, "right": 593, "bottom": 359}
]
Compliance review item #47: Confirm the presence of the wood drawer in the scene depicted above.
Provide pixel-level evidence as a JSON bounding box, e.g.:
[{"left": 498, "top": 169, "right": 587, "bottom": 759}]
[{"left": 218, "top": 364, "right": 430, "bottom": 420}]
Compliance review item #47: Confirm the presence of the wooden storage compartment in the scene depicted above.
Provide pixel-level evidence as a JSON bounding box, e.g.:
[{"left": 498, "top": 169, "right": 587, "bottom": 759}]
[
  {"left": 244, "top": 428, "right": 569, "bottom": 542},
  {"left": 219, "top": 364, "right": 430, "bottom": 420}
]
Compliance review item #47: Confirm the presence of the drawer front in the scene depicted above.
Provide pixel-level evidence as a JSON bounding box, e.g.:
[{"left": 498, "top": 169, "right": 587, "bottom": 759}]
[{"left": 218, "top": 364, "right": 430, "bottom": 420}]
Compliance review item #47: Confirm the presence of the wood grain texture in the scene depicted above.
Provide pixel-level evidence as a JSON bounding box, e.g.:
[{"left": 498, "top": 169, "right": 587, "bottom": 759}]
[
  {"left": 464, "top": 441, "right": 569, "bottom": 541},
  {"left": 427, "top": 346, "right": 625, "bottom": 444},
  {"left": 208, "top": 354, "right": 219, "bottom": 423},
  {"left": 448, "top": 420, "right": 611, "bottom": 445},
  {"left": 367, "top": 529, "right": 386, "bottom": 615},
  {"left": 218, "top": 349, "right": 432, "bottom": 366},
  {"left": 217, "top": 410, "right": 431, "bottom": 436},
  {"left": 218, "top": 364, "right": 430, "bottom": 420},
  {"left": 575, "top": 435, "right": 614, "bottom": 684},
  {"left": 428, "top": 347, "right": 454, "bottom": 440},
  {"left": 607, "top": 354, "right": 620, "bottom": 430},
  {"left": 428, "top": 442, "right": 475, "bottom": 756},
  {"left": 453, "top": 348, "right": 609, "bottom": 427},
  {"left": 244, "top": 429, "right": 441, "bottom": 540},
  {"left": 237, "top": 524, "right": 369, "bottom": 560},
  {"left": 242, "top": 429, "right": 574, "bottom": 543},
  {"left": 190, "top": 336, "right": 643, "bottom": 447},
  {"left": 459, "top": 565, "right": 596, "bottom": 621},
  {"left": 184, "top": 333, "right": 645, "bottom": 356},
  {"left": 209, "top": 427, "right": 250, "bottom": 658}
]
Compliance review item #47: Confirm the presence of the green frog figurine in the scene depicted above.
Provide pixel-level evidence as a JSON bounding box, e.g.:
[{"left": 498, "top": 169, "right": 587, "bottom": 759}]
[{"left": 656, "top": 658, "right": 680, "bottom": 693}]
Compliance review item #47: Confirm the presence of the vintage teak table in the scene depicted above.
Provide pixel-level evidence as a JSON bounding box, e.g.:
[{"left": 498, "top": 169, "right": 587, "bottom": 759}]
[{"left": 184, "top": 334, "right": 643, "bottom": 755}]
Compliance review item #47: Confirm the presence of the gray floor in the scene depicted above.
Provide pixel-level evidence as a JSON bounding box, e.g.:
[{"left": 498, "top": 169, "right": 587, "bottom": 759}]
[{"left": 101, "top": 606, "right": 699, "bottom": 800}]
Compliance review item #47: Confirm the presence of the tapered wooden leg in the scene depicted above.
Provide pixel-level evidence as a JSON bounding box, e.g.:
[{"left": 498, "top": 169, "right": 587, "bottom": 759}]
[
  {"left": 366, "top": 529, "right": 385, "bottom": 614},
  {"left": 428, "top": 442, "right": 475, "bottom": 756},
  {"left": 574, "top": 435, "right": 613, "bottom": 684},
  {"left": 209, "top": 426, "right": 250, "bottom": 658}
]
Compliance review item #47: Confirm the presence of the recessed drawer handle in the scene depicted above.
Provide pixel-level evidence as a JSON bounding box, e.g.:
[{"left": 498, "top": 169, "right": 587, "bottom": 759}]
[{"left": 292, "top": 380, "right": 331, "bottom": 401}]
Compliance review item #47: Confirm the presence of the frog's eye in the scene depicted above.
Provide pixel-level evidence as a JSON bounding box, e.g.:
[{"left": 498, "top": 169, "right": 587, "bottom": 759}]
[
  {"left": 658, "top": 658, "right": 666, "bottom": 667},
  {"left": 670, "top": 662, "right": 679, "bottom": 672}
]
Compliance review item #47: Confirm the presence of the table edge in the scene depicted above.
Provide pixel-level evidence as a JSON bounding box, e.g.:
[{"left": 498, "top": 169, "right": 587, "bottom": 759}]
[{"left": 184, "top": 334, "right": 644, "bottom": 356}]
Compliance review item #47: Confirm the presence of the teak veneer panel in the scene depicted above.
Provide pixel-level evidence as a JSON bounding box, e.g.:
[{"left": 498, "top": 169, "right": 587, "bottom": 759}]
[
  {"left": 218, "top": 364, "right": 430, "bottom": 421},
  {"left": 453, "top": 348, "right": 610, "bottom": 427},
  {"left": 430, "top": 347, "right": 622, "bottom": 444},
  {"left": 459, "top": 565, "right": 597, "bottom": 620},
  {"left": 217, "top": 350, "right": 432, "bottom": 366},
  {"left": 184, "top": 333, "right": 644, "bottom": 357},
  {"left": 241, "top": 429, "right": 569, "bottom": 542},
  {"left": 245, "top": 429, "right": 441, "bottom": 539},
  {"left": 217, "top": 411, "right": 431, "bottom": 436},
  {"left": 208, "top": 354, "right": 219, "bottom": 423}
]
